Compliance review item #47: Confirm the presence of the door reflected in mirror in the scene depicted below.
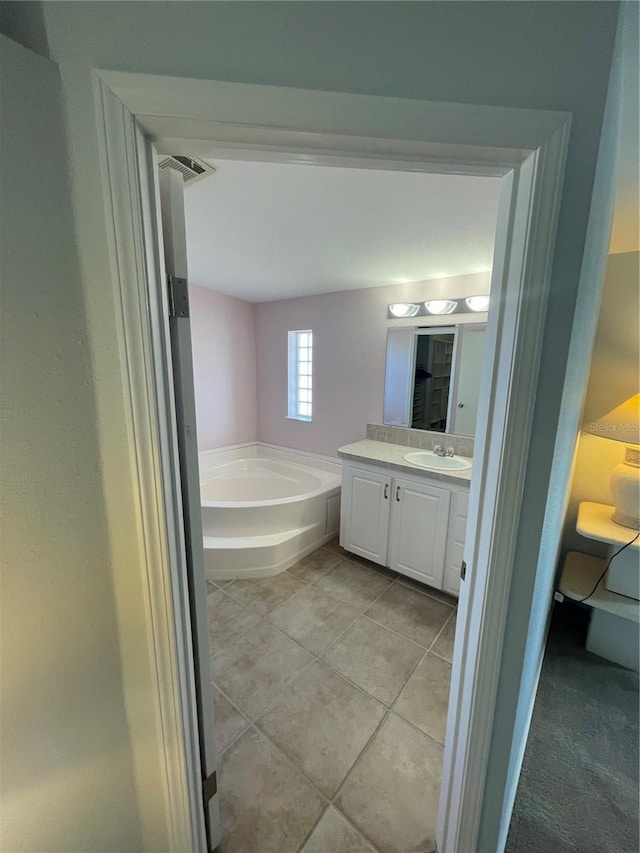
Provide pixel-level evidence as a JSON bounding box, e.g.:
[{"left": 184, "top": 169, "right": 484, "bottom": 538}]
[
  {"left": 383, "top": 323, "right": 486, "bottom": 437},
  {"left": 412, "top": 332, "right": 455, "bottom": 431}
]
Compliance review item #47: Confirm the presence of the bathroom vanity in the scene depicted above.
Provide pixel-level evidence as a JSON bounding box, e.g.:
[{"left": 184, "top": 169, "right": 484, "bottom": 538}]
[{"left": 337, "top": 440, "right": 471, "bottom": 597}]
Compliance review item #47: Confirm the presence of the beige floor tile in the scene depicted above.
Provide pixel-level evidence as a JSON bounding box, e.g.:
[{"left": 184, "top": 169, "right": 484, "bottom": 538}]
[
  {"left": 322, "top": 617, "right": 424, "bottom": 706},
  {"left": 393, "top": 653, "right": 452, "bottom": 744},
  {"left": 323, "top": 535, "right": 343, "bottom": 555},
  {"left": 301, "top": 806, "right": 376, "bottom": 852},
  {"left": 288, "top": 548, "right": 344, "bottom": 583},
  {"left": 325, "top": 534, "right": 376, "bottom": 560},
  {"left": 322, "top": 536, "right": 363, "bottom": 561},
  {"left": 258, "top": 661, "right": 386, "bottom": 796},
  {"left": 206, "top": 580, "right": 217, "bottom": 594},
  {"left": 208, "top": 589, "right": 261, "bottom": 660},
  {"left": 314, "top": 560, "right": 393, "bottom": 612},
  {"left": 225, "top": 572, "right": 305, "bottom": 616},
  {"left": 269, "top": 585, "right": 358, "bottom": 655},
  {"left": 366, "top": 583, "right": 454, "bottom": 648},
  {"left": 213, "top": 686, "right": 249, "bottom": 754},
  {"left": 431, "top": 611, "right": 457, "bottom": 662},
  {"left": 395, "top": 574, "right": 458, "bottom": 606},
  {"left": 328, "top": 539, "right": 395, "bottom": 574},
  {"left": 218, "top": 726, "right": 325, "bottom": 853},
  {"left": 213, "top": 621, "right": 313, "bottom": 720},
  {"left": 371, "top": 564, "right": 400, "bottom": 581},
  {"left": 336, "top": 713, "right": 443, "bottom": 853}
]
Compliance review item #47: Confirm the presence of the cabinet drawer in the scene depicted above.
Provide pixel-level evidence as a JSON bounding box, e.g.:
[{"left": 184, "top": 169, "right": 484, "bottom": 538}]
[
  {"left": 452, "top": 515, "right": 467, "bottom": 544},
  {"left": 444, "top": 563, "right": 463, "bottom": 596},
  {"left": 456, "top": 489, "right": 470, "bottom": 517},
  {"left": 448, "top": 541, "right": 464, "bottom": 570},
  {"left": 443, "top": 487, "right": 470, "bottom": 597}
]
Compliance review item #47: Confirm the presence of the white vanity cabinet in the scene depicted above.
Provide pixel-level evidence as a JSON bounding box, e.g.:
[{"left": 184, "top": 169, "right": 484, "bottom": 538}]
[{"left": 340, "top": 459, "right": 469, "bottom": 595}]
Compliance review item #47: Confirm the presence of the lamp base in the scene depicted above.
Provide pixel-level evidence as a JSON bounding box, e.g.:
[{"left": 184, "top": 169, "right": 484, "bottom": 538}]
[
  {"left": 611, "top": 509, "right": 640, "bottom": 530},
  {"left": 610, "top": 446, "right": 640, "bottom": 531}
]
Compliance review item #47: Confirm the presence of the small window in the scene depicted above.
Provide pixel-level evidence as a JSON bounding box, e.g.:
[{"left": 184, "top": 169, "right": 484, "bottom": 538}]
[{"left": 288, "top": 330, "right": 313, "bottom": 421}]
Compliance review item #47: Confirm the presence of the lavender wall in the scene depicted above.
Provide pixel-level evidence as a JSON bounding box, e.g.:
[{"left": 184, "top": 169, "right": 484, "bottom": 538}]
[
  {"left": 255, "top": 273, "right": 491, "bottom": 458},
  {"left": 189, "top": 285, "right": 257, "bottom": 451}
]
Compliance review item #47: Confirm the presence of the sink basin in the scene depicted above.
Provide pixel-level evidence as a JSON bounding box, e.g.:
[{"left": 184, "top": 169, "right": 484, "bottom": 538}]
[{"left": 403, "top": 451, "right": 472, "bottom": 472}]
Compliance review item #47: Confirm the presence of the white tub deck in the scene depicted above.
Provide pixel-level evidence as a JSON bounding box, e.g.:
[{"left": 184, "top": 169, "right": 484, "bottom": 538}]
[{"left": 199, "top": 447, "right": 341, "bottom": 580}]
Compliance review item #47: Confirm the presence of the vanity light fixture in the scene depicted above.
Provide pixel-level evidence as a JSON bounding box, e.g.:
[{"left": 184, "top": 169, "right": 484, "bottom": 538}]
[
  {"left": 465, "top": 295, "right": 490, "bottom": 312},
  {"left": 387, "top": 295, "right": 491, "bottom": 318},
  {"left": 424, "top": 299, "right": 457, "bottom": 315},
  {"left": 389, "top": 302, "right": 421, "bottom": 318}
]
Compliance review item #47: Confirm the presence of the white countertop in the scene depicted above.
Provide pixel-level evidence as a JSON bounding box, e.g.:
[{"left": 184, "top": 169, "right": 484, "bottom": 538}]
[{"left": 337, "top": 439, "right": 473, "bottom": 486}]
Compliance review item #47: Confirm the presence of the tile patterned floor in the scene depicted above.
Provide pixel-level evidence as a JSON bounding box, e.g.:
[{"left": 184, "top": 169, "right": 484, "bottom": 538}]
[{"left": 209, "top": 540, "right": 457, "bottom": 853}]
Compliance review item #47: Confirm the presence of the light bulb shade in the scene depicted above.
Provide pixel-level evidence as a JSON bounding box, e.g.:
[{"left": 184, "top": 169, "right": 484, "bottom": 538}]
[
  {"left": 389, "top": 302, "right": 420, "bottom": 318},
  {"left": 590, "top": 394, "right": 640, "bottom": 446},
  {"left": 425, "top": 299, "right": 457, "bottom": 315},
  {"left": 465, "top": 295, "right": 490, "bottom": 312}
]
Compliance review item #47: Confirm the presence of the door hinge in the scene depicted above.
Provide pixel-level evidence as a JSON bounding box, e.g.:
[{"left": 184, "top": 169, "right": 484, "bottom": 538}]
[
  {"left": 202, "top": 770, "right": 217, "bottom": 805},
  {"left": 167, "top": 274, "right": 189, "bottom": 318},
  {"left": 460, "top": 560, "right": 467, "bottom": 581}
]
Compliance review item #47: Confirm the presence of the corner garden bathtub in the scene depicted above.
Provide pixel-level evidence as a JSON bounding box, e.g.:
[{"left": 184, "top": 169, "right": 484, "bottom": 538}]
[{"left": 200, "top": 452, "right": 341, "bottom": 581}]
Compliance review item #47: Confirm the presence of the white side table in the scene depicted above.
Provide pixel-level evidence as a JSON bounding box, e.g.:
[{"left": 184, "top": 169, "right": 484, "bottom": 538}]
[
  {"left": 577, "top": 502, "right": 639, "bottom": 599},
  {"left": 559, "top": 502, "right": 639, "bottom": 671}
]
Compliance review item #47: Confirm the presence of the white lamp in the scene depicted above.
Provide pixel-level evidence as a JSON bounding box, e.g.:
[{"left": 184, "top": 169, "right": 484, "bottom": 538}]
[
  {"left": 389, "top": 302, "right": 420, "bottom": 318},
  {"left": 425, "top": 299, "right": 457, "bottom": 315},
  {"left": 465, "top": 295, "right": 490, "bottom": 312},
  {"left": 590, "top": 393, "right": 640, "bottom": 529}
]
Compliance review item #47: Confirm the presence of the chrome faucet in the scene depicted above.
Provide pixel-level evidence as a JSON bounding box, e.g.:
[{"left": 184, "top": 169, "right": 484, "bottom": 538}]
[{"left": 433, "top": 443, "right": 456, "bottom": 457}]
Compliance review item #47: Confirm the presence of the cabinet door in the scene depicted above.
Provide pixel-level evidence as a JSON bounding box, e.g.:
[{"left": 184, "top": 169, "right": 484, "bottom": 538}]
[
  {"left": 341, "top": 465, "right": 392, "bottom": 566},
  {"left": 388, "top": 477, "right": 451, "bottom": 588}
]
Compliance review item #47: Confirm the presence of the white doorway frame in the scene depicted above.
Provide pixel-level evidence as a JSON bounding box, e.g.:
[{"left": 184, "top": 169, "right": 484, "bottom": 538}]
[{"left": 93, "top": 69, "right": 570, "bottom": 852}]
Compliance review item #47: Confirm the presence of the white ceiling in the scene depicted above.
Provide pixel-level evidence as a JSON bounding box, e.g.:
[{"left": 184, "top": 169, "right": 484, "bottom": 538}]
[{"left": 183, "top": 158, "right": 500, "bottom": 303}]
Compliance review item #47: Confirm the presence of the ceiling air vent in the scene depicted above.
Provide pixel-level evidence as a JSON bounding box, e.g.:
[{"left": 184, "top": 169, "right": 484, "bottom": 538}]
[{"left": 157, "top": 155, "right": 216, "bottom": 186}]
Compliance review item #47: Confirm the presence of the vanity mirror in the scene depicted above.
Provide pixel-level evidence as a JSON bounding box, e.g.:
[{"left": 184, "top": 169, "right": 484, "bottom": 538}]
[{"left": 383, "top": 323, "right": 486, "bottom": 437}]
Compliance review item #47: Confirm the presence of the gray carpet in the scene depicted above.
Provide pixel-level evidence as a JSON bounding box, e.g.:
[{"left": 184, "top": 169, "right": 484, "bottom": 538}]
[{"left": 506, "top": 603, "right": 639, "bottom": 853}]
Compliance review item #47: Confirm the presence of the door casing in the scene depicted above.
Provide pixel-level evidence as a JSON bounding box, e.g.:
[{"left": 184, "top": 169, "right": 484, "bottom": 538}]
[
  {"left": 92, "top": 69, "right": 570, "bottom": 852},
  {"left": 159, "top": 167, "right": 223, "bottom": 851}
]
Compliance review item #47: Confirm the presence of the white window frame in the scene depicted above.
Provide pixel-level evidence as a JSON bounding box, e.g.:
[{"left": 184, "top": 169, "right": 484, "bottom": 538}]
[{"left": 287, "top": 330, "right": 313, "bottom": 421}]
